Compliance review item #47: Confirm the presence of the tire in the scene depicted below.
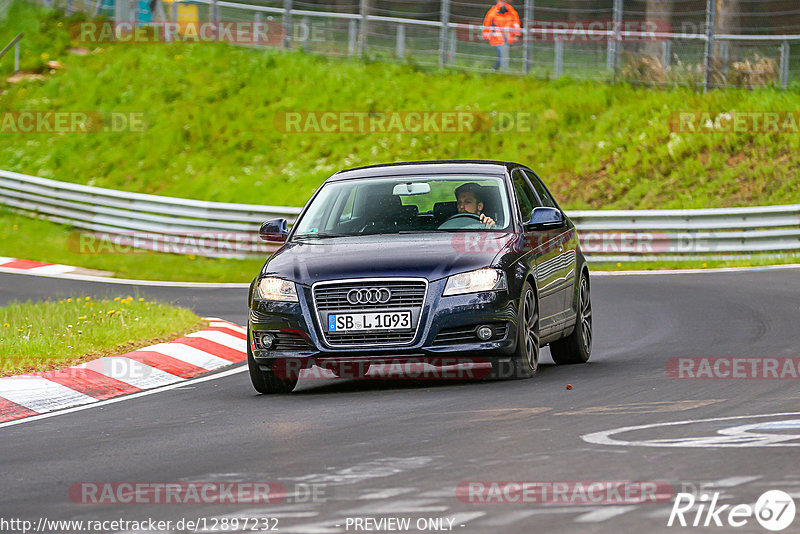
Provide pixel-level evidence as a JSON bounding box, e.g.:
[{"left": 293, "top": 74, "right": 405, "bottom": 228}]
[
  {"left": 489, "top": 281, "right": 539, "bottom": 380},
  {"left": 247, "top": 329, "right": 298, "bottom": 394},
  {"left": 550, "top": 271, "right": 592, "bottom": 365}
]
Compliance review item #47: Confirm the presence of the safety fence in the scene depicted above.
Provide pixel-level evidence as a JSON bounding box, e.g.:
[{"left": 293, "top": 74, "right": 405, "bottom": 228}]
[
  {"left": 24, "top": 0, "right": 800, "bottom": 90},
  {"left": 2, "top": 169, "right": 799, "bottom": 262}
]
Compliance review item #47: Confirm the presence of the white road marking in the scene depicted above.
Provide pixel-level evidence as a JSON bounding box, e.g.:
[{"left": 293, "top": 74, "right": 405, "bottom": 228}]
[
  {"left": 358, "top": 488, "right": 417, "bottom": 500},
  {"left": 340, "top": 499, "right": 449, "bottom": 514},
  {"left": 441, "top": 511, "right": 485, "bottom": 527},
  {"left": 574, "top": 505, "right": 637, "bottom": 522},
  {"left": 0, "top": 376, "right": 97, "bottom": 412},
  {"left": 478, "top": 510, "right": 538, "bottom": 526},
  {"left": 708, "top": 476, "right": 762, "bottom": 488},
  {"left": 27, "top": 264, "right": 75, "bottom": 274},
  {"left": 582, "top": 412, "right": 800, "bottom": 448},
  {"left": 0, "top": 365, "right": 246, "bottom": 429},
  {"left": 592, "top": 263, "right": 800, "bottom": 276},
  {"left": 0, "top": 267, "right": 250, "bottom": 287}
]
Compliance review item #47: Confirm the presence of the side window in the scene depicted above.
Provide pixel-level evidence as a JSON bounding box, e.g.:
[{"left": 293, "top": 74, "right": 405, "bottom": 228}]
[
  {"left": 524, "top": 170, "right": 558, "bottom": 209},
  {"left": 512, "top": 169, "right": 538, "bottom": 221}
]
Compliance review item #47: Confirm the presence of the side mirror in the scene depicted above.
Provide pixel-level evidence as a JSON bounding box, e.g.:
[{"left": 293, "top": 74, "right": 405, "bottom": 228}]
[
  {"left": 259, "top": 218, "right": 289, "bottom": 242},
  {"left": 524, "top": 207, "right": 565, "bottom": 231}
]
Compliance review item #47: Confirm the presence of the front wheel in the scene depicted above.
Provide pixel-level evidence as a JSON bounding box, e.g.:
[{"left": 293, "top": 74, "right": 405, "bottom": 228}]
[
  {"left": 489, "top": 281, "right": 539, "bottom": 379},
  {"left": 247, "top": 329, "right": 298, "bottom": 394},
  {"left": 550, "top": 271, "right": 592, "bottom": 365}
]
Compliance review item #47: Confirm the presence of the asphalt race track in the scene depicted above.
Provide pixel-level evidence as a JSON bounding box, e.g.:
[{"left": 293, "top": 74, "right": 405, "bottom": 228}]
[{"left": 1, "top": 267, "right": 799, "bottom": 534}]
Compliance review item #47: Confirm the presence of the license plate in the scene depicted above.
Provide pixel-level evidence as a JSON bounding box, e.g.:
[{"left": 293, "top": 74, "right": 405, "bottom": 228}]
[{"left": 328, "top": 311, "right": 412, "bottom": 332}]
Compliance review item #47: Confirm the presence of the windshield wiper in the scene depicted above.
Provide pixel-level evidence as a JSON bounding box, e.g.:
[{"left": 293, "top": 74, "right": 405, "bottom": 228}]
[
  {"left": 293, "top": 232, "right": 358, "bottom": 239},
  {"left": 397, "top": 230, "right": 450, "bottom": 234}
]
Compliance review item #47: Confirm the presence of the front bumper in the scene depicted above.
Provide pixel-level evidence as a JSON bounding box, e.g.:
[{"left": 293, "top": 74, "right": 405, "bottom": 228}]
[{"left": 249, "top": 278, "right": 519, "bottom": 367}]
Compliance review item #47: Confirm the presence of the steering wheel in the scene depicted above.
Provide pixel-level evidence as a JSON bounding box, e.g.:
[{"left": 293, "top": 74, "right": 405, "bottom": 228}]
[
  {"left": 438, "top": 211, "right": 485, "bottom": 230},
  {"left": 446, "top": 212, "right": 482, "bottom": 222}
]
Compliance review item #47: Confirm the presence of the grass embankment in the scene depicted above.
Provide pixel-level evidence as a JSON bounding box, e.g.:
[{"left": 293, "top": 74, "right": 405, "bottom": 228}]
[
  {"left": 3, "top": 2, "right": 800, "bottom": 209},
  {"left": 1, "top": 2, "right": 798, "bottom": 279},
  {"left": 0, "top": 295, "right": 204, "bottom": 376}
]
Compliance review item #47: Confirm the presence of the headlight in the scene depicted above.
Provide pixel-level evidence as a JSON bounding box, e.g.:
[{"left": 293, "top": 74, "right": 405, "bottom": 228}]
[
  {"left": 443, "top": 268, "right": 507, "bottom": 296},
  {"left": 256, "top": 277, "right": 298, "bottom": 302}
]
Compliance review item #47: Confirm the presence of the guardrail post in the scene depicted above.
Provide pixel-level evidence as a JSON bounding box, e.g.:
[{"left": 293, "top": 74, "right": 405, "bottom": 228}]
[
  {"left": 396, "top": 23, "right": 405, "bottom": 59},
  {"left": 439, "top": 0, "right": 450, "bottom": 67},
  {"left": 210, "top": 0, "right": 218, "bottom": 22},
  {"left": 610, "top": 0, "right": 621, "bottom": 79},
  {"left": 719, "top": 40, "right": 729, "bottom": 79},
  {"left": 65, "top": 0, "right": 72, "bottom": 16},
  {"left": 448, "top": 26, "right": 457, "bottom": 64},
  {"left": 554, "top": 36, "right": 563, "bottom": 78},
  {"left": 780, "top": 41, "right": 790, "bottom": 89},
  {"left": 523, "top": 0, "right": 533, "bottom": 74},
  {"left": 283, "top": 0, "right": 292, "bottom": 50},
  {"left": 359, "top": 0, "right": 368, "bottom": 57},
  {"left": 13, "top": 40, "right": 20, "bottom": 74},
  {"left": 300, "top": 16, "right": 309, "bottom": 51},
  {"left": 703, "top": 0, "right": 716, "bottom": 92},
  {"left": 348, "top": 19, "right": 357, "bottom": 56},
  {"left": 254, "top": 12, "right": 262, "bottom": 47},
  {"left": 662, "top": 40, "right": 671, "bottom": 69}
]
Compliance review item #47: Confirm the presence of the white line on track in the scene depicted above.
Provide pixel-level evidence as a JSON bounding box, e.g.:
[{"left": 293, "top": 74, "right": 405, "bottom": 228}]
[
  {"left": 0, "top": 267, "right": 250, "bottom": 287},
  {"left": 0, "top": 365, "right": 247, "bottom": 429},
  {"left": 592, "top": 263, "right": 800, "bottom": 276}
]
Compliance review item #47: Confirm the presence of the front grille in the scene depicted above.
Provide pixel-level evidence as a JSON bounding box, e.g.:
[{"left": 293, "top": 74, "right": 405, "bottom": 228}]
[
  {"left": 433, "top": 323, "right": 507, "bottom": 346},
  {"left": 313, "top": 278, "right": 428, "bottom": 347},
  {"left": 325, "top": 331, "right": 417, "bottom": 345},
  {"left": 314, "top": 280, "right": 426, "bottom": 312}
]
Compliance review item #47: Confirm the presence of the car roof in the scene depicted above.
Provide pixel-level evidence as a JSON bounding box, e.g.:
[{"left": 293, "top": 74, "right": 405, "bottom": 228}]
[{"left": 327, "top": 160, "right": 522, "bottom": 182}]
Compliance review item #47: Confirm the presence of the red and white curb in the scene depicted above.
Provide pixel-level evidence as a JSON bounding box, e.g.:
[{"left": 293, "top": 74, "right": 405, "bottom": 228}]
[
  {"left": 0, "top": 257, "right": 80, "bottom": 275},
  {"left": 0, "top": 317, "right": 246, "bottom": 423}
]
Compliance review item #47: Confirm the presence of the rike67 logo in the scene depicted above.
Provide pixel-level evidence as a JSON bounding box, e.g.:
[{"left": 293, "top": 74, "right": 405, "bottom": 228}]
[{"left": 668, "top": 490, "right": 796, "bottom": 531}]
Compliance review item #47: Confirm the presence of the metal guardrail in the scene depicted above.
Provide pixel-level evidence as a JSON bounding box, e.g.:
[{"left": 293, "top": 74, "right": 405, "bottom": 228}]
[{"left": 1, "top": 170, "right": 799, "bottom": 261}]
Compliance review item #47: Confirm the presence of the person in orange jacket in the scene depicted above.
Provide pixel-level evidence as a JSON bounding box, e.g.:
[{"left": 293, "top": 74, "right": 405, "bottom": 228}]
[{"left": 482, "top": 1, "right": 522, "bottom": 71}]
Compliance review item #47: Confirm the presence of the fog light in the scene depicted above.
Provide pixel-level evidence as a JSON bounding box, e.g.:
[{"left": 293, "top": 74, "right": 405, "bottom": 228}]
[
  {"left": 257, "top": 333, "right": 275, "bottom": 349},
  {"left": 476, "top": 325, "right": 493, "bottom": 341}
]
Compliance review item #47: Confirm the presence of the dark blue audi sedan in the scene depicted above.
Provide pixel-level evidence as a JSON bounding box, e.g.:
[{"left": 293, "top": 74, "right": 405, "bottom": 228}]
[{"left": 248, "top": 161, "right": 592, "bottom": 393}]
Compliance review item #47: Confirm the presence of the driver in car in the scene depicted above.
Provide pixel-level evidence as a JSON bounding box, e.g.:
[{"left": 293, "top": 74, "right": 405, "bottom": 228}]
[{"left": 455, "top": 183, "right": 496, "bottom": 228}]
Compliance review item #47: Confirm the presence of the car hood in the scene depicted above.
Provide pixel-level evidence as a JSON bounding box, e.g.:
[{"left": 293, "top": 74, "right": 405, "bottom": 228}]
[{"left": 262, "top": 232, "right": 516, "bottom": 285}]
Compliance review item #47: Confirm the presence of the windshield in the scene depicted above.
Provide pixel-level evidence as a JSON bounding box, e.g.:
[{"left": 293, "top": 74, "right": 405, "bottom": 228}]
[{"left": 292, "top": 175, "right": 512, "bottom": 238}]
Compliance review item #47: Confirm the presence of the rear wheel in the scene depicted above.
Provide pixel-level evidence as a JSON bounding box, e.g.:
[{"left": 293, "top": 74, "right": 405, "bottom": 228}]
[
  {"left": 550, "top": 272, "right": 592, "bottom": 365},
  {"left": 247, "top": 329, "right": 298, "bottom": 394},
  {"left": 490, "top": 281, "right": 539, "bottom": 379}
]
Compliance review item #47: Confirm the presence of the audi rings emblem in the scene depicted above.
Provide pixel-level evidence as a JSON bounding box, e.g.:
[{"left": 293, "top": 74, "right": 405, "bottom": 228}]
[{"left": 347, "top": 288, "right": 392, "bottom": 305}]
